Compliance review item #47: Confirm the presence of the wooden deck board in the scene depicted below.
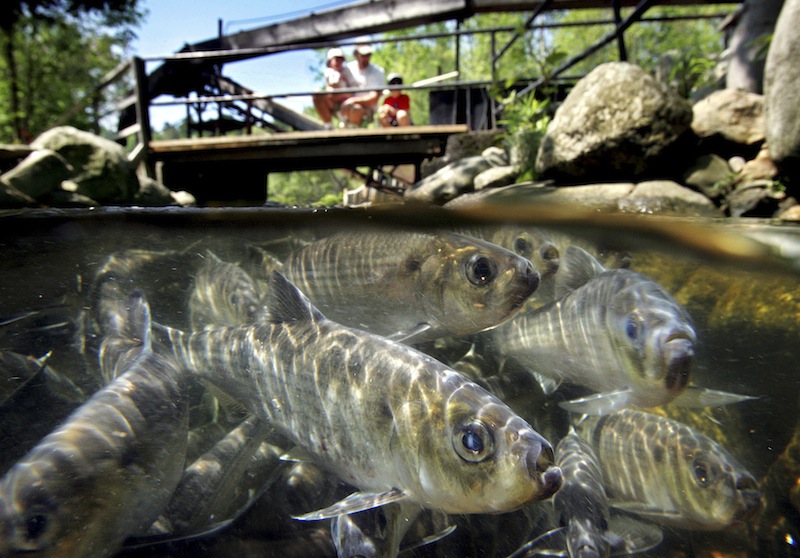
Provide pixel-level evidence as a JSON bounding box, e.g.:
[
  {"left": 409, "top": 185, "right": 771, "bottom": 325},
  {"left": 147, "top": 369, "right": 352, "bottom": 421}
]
[{"left": 149, "top": 125, "right": 469, "bottom": 172}]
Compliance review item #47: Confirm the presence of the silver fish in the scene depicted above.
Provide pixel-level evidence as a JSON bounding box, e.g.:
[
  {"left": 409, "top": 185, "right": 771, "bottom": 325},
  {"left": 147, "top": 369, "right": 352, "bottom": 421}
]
[
  {"left": 279, "top": 230, "right": 540, "bottom": 343},
  {"left": 576, "top": 409, "right": 761, "bottom": 531},
  {"left": 459, "top": 225, "right": 560, "bottom": 281},
  {"left": 149, "top": 414, "right": 279, "bottom": 538},
  {"left": 188, "top": 251, "right": 263, "bottom": 330},
  {"left": 0, "top": 292, "right": 190, "bottom": 557},
  {"left": 155, "top": 271, "right": 562, "bottom": 520},
  {"left": 0, "top": 351, "right": 85, "bottom": 409},
  {"left": 331, "top": 501, "right": 454, "bottom": 558},
  {"left": 491, "top": 245, "right": 705, "bottom": 415},
  {"left": 511, "top": 428, "right": 662, "bottom": 558}
]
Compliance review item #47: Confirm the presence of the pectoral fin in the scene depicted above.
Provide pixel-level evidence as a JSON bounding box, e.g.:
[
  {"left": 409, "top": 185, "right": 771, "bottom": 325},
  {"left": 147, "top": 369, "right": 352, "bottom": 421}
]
[
  {"left": 558, "top": 388, "right": 633, "bottom": 415},
  {"left": 610, "top": 501, "right": 682, "bottom": 524},
  {"left": 388, "top": 323, "right": 432, "bottom": 344},
  {"left": 532, "top": 370, "right": 562, "bottom": 395},
  {"left": 607, "top": 514, "right": 663, "bottom": 555},
  {"left": 293, "top": 488, "right": 408, "bottom": 521},
  {"left": 507, "top": 527, "right": 567, "bottom": 558},
  {"left": 671, "top": 386, "right": 757, "bottom": 408}
]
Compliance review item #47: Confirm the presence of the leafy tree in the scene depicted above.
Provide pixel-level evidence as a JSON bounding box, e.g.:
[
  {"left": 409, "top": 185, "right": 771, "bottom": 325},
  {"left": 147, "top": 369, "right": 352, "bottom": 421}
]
[{"left": 0, "top": 0, "right": 144, "bottom": 142}]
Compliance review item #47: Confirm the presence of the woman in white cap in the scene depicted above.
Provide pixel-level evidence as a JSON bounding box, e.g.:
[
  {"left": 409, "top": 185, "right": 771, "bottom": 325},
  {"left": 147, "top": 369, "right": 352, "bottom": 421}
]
[
  {"left": 340, "top": 43, "right": 386, "bottom": 127},
  {"left": 313, "top": 47, "right": 356, "bottom": 129}
]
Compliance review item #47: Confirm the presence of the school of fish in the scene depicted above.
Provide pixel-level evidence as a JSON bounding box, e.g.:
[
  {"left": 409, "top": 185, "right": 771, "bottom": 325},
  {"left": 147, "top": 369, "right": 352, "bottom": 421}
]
[{"left": 0, "top": 225, "right": 762, "bottom": 557}]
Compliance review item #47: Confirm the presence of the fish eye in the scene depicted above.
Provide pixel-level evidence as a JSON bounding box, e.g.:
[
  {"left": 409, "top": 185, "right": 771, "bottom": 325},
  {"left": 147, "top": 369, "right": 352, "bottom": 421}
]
[
  {"left": 13, "top": 509, "right": 57, "bottom": 551},
  {"left": 27, "top": 514, "right": 49, "bottom": 541},
  {"left": 453, "top": 419, "right": 495, "bottom": 462},
  {"left": 692, "top": 455, "right": 716, "bottom": 487},
  {"left": 513, "top": 236, "right": 533, "bottom": 258},
  {"left": 466, "top": 255, "right": 498, "bottom": 287},
  {"left": 625, "top": 314, "right": 642, "bottom": 341}
]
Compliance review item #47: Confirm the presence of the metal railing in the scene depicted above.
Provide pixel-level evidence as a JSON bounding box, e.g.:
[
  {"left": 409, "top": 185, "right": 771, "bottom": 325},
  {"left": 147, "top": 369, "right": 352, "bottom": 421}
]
[{"left": 60, "top": 2, "right": 736, "bottom": 177}]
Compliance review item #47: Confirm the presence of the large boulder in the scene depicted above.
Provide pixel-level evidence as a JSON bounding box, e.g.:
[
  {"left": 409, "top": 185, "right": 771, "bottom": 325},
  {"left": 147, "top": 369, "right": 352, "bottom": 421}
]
[
  {"left": 691, "top": 89, "right": 765, "bottom": 159},
  {"left": 30, "top": 126, "right": 139, "bottom": 203},
  {"left": 535, "top": 62, "right": 693, "bottom": 181},
  {"left": 0, "top": 149, "right": 73, "bottom": 201},
  {"left": 764, "top": 0, "right": 800, "bottom": 183}
]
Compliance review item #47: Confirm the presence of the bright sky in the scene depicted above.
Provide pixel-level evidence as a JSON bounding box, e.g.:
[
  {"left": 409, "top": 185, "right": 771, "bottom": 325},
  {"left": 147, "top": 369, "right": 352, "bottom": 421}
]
[{"left": 131, "top": 0, "right": 360, "bottom": 128}]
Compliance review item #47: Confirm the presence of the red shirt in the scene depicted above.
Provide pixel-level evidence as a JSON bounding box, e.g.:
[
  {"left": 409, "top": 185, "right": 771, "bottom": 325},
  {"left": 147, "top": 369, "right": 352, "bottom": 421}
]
[{"left": 383, "top": 94, "right": 410, "bottom": 111}]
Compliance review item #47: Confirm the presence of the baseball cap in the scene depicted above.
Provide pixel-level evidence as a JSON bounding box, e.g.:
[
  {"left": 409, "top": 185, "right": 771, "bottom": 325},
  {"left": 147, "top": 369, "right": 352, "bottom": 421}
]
[
  {"left": 327, "top": 47, "right": 345, "bottom": 61},
  {"left": 354, "top": 43, "right": 373, "bottom": 56},
  {"left": 387, "top": 73, "right": 403, "bottom": 85}
]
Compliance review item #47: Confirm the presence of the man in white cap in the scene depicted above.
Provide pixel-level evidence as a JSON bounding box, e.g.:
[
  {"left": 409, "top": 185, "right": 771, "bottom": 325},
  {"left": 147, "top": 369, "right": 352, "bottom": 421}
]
[
  {"left": 340, "top": 43, "right": 386, "bottom": 127},
  {"left": 313, "top": 47, "right": 356, "bottom": 129}
]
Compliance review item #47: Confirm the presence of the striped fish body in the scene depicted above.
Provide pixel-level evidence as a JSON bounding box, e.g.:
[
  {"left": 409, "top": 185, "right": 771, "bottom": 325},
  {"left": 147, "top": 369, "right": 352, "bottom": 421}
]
[
  {"left": 158, "top": 272, "right": 561, "bottom": 516},
  {"left": 576, "top": 410, "right": 761, "bottom": 530},
  {"left": 0, "top": 327, "right": 189, "bottom": 556},
  {"left": 492, "top": 250, "right": 696, "bottom": 413},
  {"left": 554, "top": 430, "right": 614, "bottom": 558},
  {"left": 188, "top": 251, "right": 263, "bottom": 330},
  {"left": 281, "top": 230, "right": 539, "bottom": 342}
]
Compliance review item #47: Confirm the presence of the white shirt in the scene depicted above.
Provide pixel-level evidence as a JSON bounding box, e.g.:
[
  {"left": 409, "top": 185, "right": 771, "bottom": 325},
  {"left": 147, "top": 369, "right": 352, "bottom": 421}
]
[{"left": 347, "top": 61, "right": 386, "bottom": 90}]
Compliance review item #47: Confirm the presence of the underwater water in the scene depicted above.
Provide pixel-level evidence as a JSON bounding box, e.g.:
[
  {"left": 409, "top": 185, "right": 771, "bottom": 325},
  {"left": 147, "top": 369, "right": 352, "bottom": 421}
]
[{"left": 0, "top": 205, "right": 799, "bottom": 558}]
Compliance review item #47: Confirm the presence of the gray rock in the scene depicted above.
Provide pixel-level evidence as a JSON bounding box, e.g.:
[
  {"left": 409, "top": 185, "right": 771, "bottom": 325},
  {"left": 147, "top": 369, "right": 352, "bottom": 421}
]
[
  {"left": 30, "top": 126, "right": 138, "bottom": 203},
  {"left": 420, "top": 130, "right": 500, "bottom": 178},
  {"left": 535, "top": 62, "right": 693, "bottom": 181},
  {"left": 405, "top": 155, "right": 492, "bottom": 205},
  {"left": 0, "top": 149, "right": 73, "bottom": 200},
  {"left": 726, "top": 180, "right": 786, "bottom": 217},
  {"left": 622, "top": 180, "right": 721, "bottom": 217},
  {"left": 691, "top": 89, "right": 765, "bottom": 157},
  {"left": 481, "top": 146, "right": 509, "bottom": 167},
  {"left": 134, "top": 176, "right": 176, "bottom": 206},
  {"left": 0, "top": 179, "right": 36, "bottom": 206},
  {"left": 474, "top": 165, "right": 519, "bottom": 191},
  {"left": 765, "top": 0, "right": 800, "bottom": 181},
  {"left": 682, "top": 154, "right": 733, "bottom": 200}
]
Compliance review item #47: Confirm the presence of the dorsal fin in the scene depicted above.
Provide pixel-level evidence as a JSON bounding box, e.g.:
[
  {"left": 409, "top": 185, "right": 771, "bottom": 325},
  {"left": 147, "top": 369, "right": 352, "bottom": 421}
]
[
  {"left": 555, "top": 246, "right": 606, "bottom": 298},
  {"left": 267, "top": 271, "right": 325, "bottom": 324}
]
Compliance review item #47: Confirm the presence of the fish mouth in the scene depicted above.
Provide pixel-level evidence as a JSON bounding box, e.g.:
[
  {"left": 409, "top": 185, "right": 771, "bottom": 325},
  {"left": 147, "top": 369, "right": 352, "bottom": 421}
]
[
  {"left": 732, "top": 474, "right": 762, "bottom": 523},
  {"left": 511, "top": 260, "right": 540, "bottom": 308},
  {"left": 526, "top": 442, "right": 562, "bottom": 498},
  {"left": 662, "top": 336, "right": 694, "bottom": 391}
]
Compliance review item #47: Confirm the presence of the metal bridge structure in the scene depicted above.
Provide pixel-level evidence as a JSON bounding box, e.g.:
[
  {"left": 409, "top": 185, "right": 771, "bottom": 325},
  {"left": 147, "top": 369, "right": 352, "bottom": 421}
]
[{"left": 85, "top": 0, "right": 741, "bottom": 204}]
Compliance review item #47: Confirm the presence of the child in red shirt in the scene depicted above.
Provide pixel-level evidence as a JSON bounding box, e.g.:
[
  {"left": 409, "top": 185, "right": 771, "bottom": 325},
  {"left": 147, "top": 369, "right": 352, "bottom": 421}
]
[{"left": 379, "top": 73, "right": 411, "bottom": 127}]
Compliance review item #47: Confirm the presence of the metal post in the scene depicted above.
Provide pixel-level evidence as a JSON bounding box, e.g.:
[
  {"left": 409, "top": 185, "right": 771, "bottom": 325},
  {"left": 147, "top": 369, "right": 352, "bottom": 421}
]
[
  {"left": 132, "top": 56, "right": 154, "bottom": 177},
  {"left": 612, "top": 0, "right": 628, "bottom": 61}
]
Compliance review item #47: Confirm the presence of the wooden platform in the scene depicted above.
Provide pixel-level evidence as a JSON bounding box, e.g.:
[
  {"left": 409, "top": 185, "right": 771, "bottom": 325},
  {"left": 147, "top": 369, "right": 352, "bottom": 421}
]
[
  {"left": 149, "top": 125, "right": 468, "bottom": 204},
  {"left": 150, "top": 125, "right": 468, "bottom": 170}
]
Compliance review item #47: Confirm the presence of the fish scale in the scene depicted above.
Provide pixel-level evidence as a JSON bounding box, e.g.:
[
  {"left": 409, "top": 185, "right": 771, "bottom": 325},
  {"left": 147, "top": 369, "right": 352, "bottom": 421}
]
[
  {"left": 156, "top": 272, "right": 562, "bottom": 518},
  {"left": 281, "top": 230, "right": 540, "bottom": 343},
  {"left": 0, "top": 294, "right": 190, "bottom": 557},
  {"left": 576, "top": 409, "right": 761, "bottom": 531}
]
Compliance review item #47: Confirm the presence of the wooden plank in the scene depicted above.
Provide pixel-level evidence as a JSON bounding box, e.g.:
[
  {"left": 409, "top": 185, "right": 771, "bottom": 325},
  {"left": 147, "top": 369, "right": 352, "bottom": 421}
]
[
  {"left": 149, "top": 125, "right": 468, "bottom": 177},
  {"left": 150, "top": 125, "right": 468, "bottom": 154}
]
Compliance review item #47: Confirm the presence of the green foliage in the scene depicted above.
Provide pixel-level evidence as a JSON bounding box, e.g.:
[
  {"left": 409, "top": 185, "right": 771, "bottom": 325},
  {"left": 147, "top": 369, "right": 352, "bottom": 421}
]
[
  {"left": 267, "top": 169, "right": 360, "bottom": 207},
  {"left": 0, "top": 0, "right": 144, "bottom": 142},
  {"left": 497, "top": 90, "right": 551, "bottom": 182}
]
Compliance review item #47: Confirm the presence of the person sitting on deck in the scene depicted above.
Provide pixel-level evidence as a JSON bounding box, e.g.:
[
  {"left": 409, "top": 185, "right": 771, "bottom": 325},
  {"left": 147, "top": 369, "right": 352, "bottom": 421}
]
[
  {"left": 339, "top": 43, "right": 386, "bottom": 128},
  {"left": 378, "top": 73, "right": 411, "bottom": 127},
  {"left": 313, "top": 47, "right": 357, "bottom": 130}
]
